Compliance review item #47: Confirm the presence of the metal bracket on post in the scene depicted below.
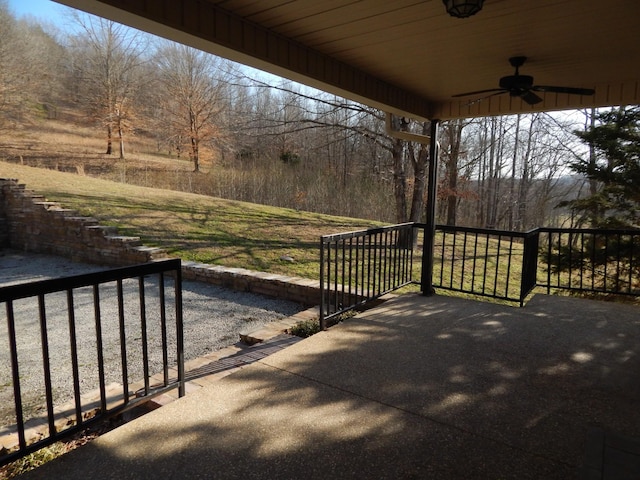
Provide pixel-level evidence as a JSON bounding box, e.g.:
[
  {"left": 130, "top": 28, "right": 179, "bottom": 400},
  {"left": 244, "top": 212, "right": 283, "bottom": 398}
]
[{"left": 385, "top": 113, "right": 431, "bottom": 145}]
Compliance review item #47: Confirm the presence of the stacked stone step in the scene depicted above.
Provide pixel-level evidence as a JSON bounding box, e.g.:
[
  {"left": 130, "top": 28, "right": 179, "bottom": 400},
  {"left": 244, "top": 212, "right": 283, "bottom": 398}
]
[
  {"left": 0, "top": 178, "right": 167, "bottom": 266},
  {"left": 0, "top": 216, "right": 8, "bottom": 248},
  {"left": 1, "top": 178, "right": 326, "bottom": 305},
  {"left": 0, "top": 178, "right": 9, "bottom": 248}
]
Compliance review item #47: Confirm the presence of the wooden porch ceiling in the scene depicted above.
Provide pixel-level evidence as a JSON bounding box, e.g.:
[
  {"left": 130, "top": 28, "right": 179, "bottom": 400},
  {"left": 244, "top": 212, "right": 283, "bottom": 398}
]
[{"left": 55, "top": 0, "right": 640, "bottom": 120}]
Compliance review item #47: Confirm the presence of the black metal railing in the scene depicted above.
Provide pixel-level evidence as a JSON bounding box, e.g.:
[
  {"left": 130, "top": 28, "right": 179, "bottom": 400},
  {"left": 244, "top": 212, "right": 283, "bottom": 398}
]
[
  {"left": 0, "top": 259, "right": 184, "bottom": 467},
  {"left": 432, "top": 225, "right": 536, "bottom": 305},
  {"left": 538, "top": 227, "right": 640, "bottom": 296},
  {"left": 320, "top": 223, "right": 640, "bottom": 316},
  {"left": 320, "top": 223, "right": 418, "bottom": 329},
  {"left": 433, "top": 225, "right": 640, "bottom": 303}
]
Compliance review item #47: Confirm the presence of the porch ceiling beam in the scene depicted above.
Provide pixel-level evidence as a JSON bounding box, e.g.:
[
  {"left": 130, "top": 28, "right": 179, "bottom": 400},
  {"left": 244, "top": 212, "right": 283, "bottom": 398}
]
[{"left": 54, "top": 0, "right": 432, "bottom": 121}]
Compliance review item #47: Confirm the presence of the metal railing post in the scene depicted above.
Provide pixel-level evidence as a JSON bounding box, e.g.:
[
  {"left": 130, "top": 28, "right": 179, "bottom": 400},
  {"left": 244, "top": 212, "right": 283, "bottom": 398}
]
[
  {"left": 319, "top": 237, "right": 326, "bottom": 330},
  {"left": 175, "top": 263, "right": 185, "bottom": 398},
  {"left": 520, "top": 228, "right": 540, "bottom": 306}
]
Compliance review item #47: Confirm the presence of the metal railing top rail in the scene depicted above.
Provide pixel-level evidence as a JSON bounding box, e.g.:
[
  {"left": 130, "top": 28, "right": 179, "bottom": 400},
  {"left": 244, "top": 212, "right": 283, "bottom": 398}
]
[
  {"left": 321, "top": 222, "right": 417, "bottom": 243},
  {"left": 0, "top": 259, "right": 181, "bottom": 302},
  {"left": 436, "top": 223, "right": 537, "bottom": 238},
  {"left": 435, "top": 226, "right": 640, "bottom": 236},
  {"left": 539, "top": 227, "right": 640, "bottom": 235}
]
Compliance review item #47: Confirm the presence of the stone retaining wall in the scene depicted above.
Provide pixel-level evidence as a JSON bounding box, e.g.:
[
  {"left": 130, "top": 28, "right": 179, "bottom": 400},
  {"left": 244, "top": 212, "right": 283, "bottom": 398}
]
[
  {"left": 181, "top": 261, "right": 321, "bottom": 306},
  {"left": 0, "top": 177, "right": 322, "bottom": 306},
  {"left": 0, "top": 178, "right": 165, "bottom": 265}
]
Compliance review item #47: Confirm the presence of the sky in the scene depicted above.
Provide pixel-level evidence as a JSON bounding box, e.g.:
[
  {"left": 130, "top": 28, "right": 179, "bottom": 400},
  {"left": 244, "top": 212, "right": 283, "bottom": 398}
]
[
  {"left": 7, "top": 0, "right": 70, "bottom": 24},
  {"left": 4, "top": 0, "right": 311, "bottom": 91}
]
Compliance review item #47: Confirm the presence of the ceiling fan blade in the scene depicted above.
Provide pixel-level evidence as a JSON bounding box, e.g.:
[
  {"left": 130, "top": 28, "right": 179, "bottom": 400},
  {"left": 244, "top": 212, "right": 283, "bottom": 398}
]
[
  {"left": 452, "top": 88, "right": 505, "bottom": 98},
  {"left": 532, "top": 85, "right": 595, "bottom": 96},
  {"left": 463, "top": 91, "right": 507, "bottom": 106},
  {"left": 520, "top": 90, "right": 543, "bottom": 105}
]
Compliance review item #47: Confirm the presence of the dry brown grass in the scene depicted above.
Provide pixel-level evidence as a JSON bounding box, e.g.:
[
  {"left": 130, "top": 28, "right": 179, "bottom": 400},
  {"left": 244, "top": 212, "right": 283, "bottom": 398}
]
[
  {"left": 0, "top": 113, "right": 388, "bottom": 278},
  {"left": 1, "top": 114, "right": 195, "bottom": 176}
]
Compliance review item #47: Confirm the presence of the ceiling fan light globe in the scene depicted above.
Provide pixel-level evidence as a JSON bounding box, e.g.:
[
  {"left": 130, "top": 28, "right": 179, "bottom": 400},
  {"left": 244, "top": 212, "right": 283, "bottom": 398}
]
[{"left": 442, "top": 0, "right": 484, "bottom": 18}]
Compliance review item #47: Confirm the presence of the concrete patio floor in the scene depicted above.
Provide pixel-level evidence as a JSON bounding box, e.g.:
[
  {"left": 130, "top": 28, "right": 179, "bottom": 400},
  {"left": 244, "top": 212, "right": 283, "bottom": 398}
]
[{"left": 19, "top": 293, "right": 640, "bottom": 479}]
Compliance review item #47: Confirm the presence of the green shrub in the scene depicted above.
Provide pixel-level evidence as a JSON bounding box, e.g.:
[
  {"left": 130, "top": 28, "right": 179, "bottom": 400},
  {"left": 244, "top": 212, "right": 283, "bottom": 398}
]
[
  {"left": 1, "top": 443, "right": 68, "bottom": 478},
  {"left": 288, "top": 318, "right": 321, "bottom": 338},
  {"left": 288, "top": 310, "right": 360, "bottom": 338}
]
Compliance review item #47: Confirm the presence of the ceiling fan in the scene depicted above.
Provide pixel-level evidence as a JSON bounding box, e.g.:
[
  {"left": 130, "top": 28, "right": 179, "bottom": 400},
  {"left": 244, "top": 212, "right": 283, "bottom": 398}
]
[{"left": 452, "top": 56, "right": 595, "bottom": 105}]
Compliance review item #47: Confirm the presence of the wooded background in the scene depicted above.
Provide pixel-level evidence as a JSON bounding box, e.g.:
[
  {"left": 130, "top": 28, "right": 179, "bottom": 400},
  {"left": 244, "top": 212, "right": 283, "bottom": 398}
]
[{"left": 0, "top": 1, "right": 596, "bottom": 230}]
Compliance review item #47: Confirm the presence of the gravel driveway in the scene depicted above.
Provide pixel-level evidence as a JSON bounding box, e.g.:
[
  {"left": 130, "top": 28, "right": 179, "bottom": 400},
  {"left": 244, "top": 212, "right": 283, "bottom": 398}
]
[{"left": 0, "top": 250, "right": 303, "bottom": 426}]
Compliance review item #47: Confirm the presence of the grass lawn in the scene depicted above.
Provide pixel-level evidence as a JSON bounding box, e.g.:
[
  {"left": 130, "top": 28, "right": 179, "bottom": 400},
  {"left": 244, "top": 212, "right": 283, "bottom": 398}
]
[
  {"left": 0, "top": 161, "right": 382, "bottom": 279},
  {"left": 5, "top": 161, "right": 630, "bottom": 305}
]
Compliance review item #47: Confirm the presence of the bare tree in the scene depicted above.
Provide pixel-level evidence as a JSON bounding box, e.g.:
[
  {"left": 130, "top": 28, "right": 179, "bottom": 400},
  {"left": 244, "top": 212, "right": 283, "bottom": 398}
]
[
  {"left": 438, "top": 119, "right": 477, "bottom": 226},
  {"left": 236, "top": 75, "right": 433, "bottom": 225},
  {"left": 154, "top": 42, "right": 230, "bottom": 172},
  {"left": 0, "top": 2, "right": 62, "bottom": 128},
  {"left": 68, "top": 13, "right": 148, "bottom": 159},
  {"left": 0, "top": 3, "right": 24, "bottom": 126}
]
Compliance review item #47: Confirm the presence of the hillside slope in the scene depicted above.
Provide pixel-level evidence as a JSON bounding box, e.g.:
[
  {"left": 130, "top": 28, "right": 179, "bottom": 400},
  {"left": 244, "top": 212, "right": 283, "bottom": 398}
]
[{"left": 0, "top": 161, "right": 379, "bottom": 279}]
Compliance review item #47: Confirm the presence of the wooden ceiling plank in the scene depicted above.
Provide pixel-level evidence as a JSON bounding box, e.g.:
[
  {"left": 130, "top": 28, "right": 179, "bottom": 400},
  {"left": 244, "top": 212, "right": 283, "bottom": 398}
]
[
  {"left": 285, "top": 3, "right": 428, "bottom": 45},
  {"left": 212, "top": 0, "right": 295, "bottom": 19},
  {"left": 243, "top": 0, "right": 363, "bottom": 29}
]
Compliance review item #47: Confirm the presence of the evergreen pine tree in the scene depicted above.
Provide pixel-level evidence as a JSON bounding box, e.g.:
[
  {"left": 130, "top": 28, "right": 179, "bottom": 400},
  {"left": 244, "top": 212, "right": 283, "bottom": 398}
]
[
  {"left": 566, "top": 106, "right": 640, "bottom": 228},
  {"left": 550, "top": 107, "right": 640, "bottom": 294}
]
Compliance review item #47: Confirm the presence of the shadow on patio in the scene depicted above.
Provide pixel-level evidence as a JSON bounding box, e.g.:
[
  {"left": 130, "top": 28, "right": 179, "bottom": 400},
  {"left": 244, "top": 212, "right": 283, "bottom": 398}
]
[{"left": 19, "top": 293, "right": 640, "bottom": 479}]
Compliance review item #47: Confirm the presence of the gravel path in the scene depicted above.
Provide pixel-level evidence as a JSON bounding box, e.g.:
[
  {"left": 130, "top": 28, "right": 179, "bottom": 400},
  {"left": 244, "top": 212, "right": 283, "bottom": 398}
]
[{"left": 0, "top": 250, "right": 303, "bottom": 426}]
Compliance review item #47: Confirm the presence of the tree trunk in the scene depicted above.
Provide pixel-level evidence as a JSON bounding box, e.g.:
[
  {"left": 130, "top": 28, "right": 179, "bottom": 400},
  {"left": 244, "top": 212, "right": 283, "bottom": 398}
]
[
  {"left": 391, "top": 116, "right": 409, "bottom": 223},
  {"left": 444, "top": 120, "right": 464, "bottom": 226},
  {"left": 477, "top": 122, "right": 487, "bottom": 227},
  {"left": 587, "top": 108, "right": 599, "bottom": 225},
  {"left": 508, "top": 114, "right": 521, "bottom": 230},
  {"left": 406, "top": 122, "right": 431, "bottom": 248},
  {"left": 191, "top": 136, "right": 200, "bottom": 172},
  {"left": 408, "top": 121, "right": 430, "bottom": 223},
  {"left": 486, "top": 118, "right": 498, "bottom": 228},
  {"left": 190, "top": 109, "right": 200, "bottom": 172},
  {"left": 106, "top": 123, "right": 112, "bottom": 155},
  {"left": 516, "top": 116, "right": 535, "bottom": 230},
  {"left": 118, "top": 118, "right": 125, "bottom": 159}
]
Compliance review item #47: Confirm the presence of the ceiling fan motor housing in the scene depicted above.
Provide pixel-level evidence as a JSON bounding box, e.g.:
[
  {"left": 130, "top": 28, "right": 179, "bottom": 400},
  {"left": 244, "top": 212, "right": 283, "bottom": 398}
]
[{"left": 499, "top": 74, "right": 534, "bottom": 92}]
